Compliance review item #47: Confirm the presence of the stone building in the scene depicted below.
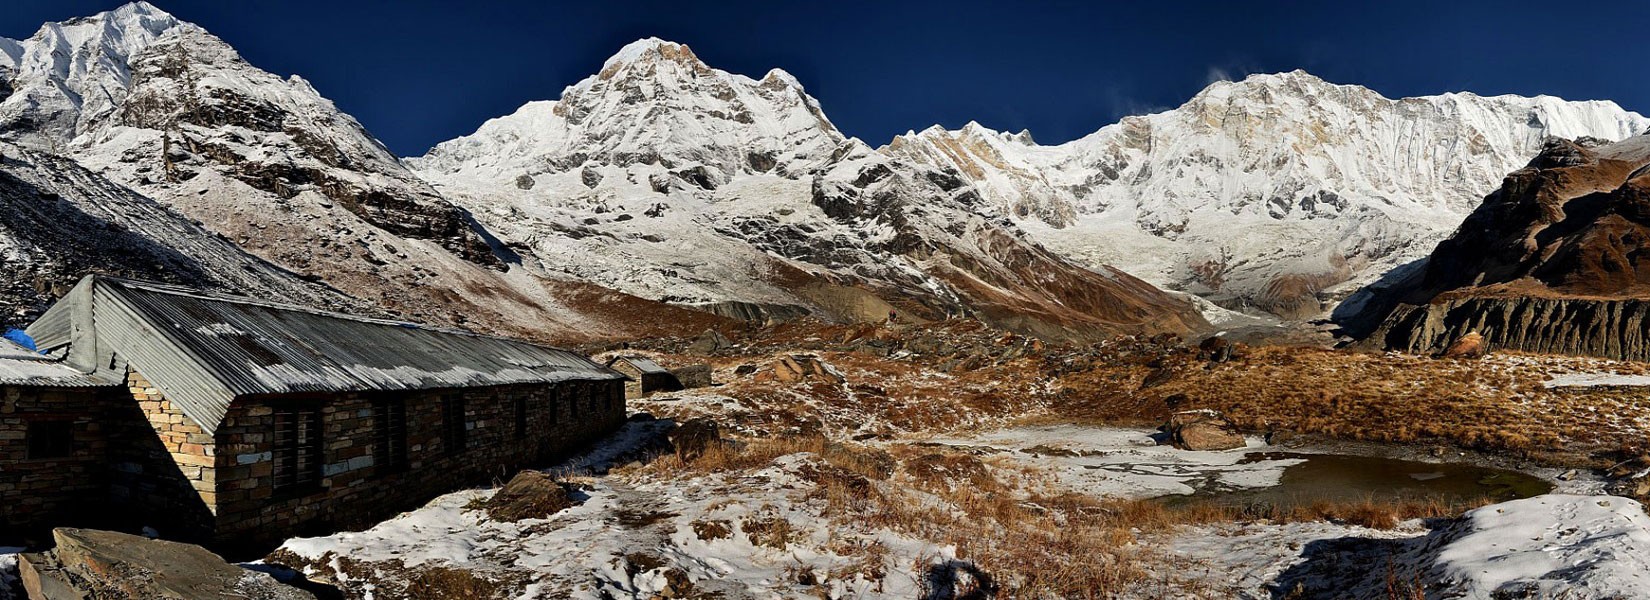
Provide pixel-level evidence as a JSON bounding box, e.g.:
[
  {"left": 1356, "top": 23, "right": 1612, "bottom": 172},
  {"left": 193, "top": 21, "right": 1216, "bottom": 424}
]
[
  {"left": 0, "top": 338, "right": 124, "bottom": 534},
  {"left": 2, "top": 275, "right": 626, "bottom": 551},
  {"left": 605, "top": 355, "right": 682, "bottom": 398}
]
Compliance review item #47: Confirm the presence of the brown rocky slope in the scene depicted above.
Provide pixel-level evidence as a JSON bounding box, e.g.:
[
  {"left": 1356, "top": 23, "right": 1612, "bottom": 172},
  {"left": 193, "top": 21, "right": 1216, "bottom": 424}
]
[{"left": 1352, "top": 135, "right": 1650, "bottom": 359}]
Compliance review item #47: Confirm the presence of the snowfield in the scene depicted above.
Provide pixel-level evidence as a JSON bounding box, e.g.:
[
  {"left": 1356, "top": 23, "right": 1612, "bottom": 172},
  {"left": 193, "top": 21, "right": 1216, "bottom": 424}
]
[{"left": 1429, "top": 495, "right": 1650, "bottom": 598}]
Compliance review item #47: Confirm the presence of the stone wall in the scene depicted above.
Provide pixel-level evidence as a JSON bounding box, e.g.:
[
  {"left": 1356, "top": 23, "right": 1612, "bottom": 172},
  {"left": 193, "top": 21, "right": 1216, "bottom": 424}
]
[
  {"left": 0, "top": 385, "right": 114, "bottom": 532},
  {"left": 0, "top": 372, "right": 215, "bottom": 538},
  {"left": 108, "top": 370, "right": 217, "bottom": 539},
  {"left": 212, "top": 379, "right": 625, "bottom": 549}
]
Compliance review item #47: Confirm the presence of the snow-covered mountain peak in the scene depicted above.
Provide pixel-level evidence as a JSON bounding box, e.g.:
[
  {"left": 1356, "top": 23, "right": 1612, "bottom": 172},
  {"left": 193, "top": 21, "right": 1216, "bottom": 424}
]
[
  {"left": 887, "top": 70, "right": 1650, "bottom": 319},
  {"left": 0, "top": 1, "right": 191, "bottom": 145},
  {"left": 593, "top": 37, "right": 712, "bottom": 82},
  {"left": 416, "top": 38, "right": 846, "bottom": 181},
  {"left": 1, "top": 2, "right": 183, "bottom": 73}
]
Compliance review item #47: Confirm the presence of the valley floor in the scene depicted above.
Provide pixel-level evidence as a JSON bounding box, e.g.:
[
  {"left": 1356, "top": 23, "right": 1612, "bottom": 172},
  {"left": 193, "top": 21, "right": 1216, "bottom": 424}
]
[
  {"left": 9, "top": 320, "right": 1650, "bottom": 599},
  {"left": 260, "top": 418, "right": 1644, "bottom": 599}
]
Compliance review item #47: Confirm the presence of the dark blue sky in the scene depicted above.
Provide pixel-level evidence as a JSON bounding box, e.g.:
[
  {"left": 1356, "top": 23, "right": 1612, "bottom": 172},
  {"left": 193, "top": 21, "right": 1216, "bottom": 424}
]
[{"left": 7, "top": 1, "right": 1646, "bottom": 156}]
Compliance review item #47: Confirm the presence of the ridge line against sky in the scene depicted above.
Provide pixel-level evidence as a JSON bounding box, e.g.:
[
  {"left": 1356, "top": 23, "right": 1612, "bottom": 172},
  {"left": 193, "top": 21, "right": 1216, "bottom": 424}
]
[{"left": 5, "top": 0, "right": 1647, "bottom": 157}]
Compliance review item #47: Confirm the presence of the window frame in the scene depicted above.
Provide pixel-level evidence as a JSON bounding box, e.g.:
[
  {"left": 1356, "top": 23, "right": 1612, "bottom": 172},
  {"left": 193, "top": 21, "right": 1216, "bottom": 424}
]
[
  {"left": 441, "top": 394, "right": 468, "bottom": 455},
  {"left": 25, "top": 420, "right": 74, "bottom": 460},
  {"left": 271, "top": 404, "right": 323, "bottom": 494},
  {"left": 372, "top": 397, "right": 409, "bottom": 475}
]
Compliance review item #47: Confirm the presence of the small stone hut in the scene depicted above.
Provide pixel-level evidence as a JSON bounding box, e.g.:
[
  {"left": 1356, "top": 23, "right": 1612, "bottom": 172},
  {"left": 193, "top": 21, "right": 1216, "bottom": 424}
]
[
  {"left": 604, "top": 356, "right": 682, "bottom": 398},
  {"left": 3, "top": 275, "right": 627, "bottom": 550}
]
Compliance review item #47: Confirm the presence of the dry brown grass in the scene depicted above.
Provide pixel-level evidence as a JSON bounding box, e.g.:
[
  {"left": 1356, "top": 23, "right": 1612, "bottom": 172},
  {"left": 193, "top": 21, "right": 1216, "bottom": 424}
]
[
  {"left": 1053, "top": 345, "right": 1650, "bottom": 466},
  {"left": 644, "top": 436, "right": 1490, "bottom": 598},
  {"left": 632, "top": 319, "right": 1650, "bottom": 466}
]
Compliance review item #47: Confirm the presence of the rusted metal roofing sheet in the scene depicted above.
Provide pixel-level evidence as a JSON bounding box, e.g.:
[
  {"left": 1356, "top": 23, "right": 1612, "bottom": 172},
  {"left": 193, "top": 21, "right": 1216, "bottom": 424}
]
[
  {"left": 0, "top": 338, "right": 116, "bottom": 387},
  {"left": 25, "top": 276, "right": 622, "bottom": 434}
]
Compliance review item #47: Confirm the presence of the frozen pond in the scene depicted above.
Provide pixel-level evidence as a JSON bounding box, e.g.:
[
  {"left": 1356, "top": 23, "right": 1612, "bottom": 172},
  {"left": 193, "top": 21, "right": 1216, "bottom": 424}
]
[
  {"left": 928, "top": 425, "right": 1551, "bottom": 505},
  {"left": 1172, "top": 451, "right": 1552, "bottom": 509}
]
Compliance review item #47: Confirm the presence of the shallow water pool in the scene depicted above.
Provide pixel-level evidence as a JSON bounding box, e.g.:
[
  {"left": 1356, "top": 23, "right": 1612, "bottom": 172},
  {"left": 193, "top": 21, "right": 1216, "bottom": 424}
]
[{"left": 1169, "top": 451, "right": 1553, "bottom": 507}]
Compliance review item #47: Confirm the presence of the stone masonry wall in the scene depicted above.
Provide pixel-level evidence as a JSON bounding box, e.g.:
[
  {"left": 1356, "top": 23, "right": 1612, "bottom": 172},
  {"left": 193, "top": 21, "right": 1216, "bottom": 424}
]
[
  {"left": 108, "top": 370, "right": 217, "bottom": 539},
  {"left": 0, "top": 385, "right": 114, "bottom": 532},
  {"left": 212, "top": 379, "right": 625, "bottom": 549}
]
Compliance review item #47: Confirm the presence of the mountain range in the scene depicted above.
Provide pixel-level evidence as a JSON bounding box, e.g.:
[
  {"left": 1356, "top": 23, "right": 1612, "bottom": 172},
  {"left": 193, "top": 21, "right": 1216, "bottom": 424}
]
[{"left": 2, "top": 2, "right": 1645, "bottom": 344}]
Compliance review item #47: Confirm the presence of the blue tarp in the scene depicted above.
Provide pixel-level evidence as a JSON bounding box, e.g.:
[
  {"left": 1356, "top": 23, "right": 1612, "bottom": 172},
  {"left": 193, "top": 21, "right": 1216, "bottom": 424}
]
[{"left": 3, "top": 329, "right": 38, "bottom": 352}]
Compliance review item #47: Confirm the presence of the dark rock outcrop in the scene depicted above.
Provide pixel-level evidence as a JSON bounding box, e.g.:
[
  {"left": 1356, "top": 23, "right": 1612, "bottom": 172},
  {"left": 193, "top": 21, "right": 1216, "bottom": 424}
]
[
  {"left": 1371, "top": 297, "right": 1650, "bottom": 360},
  {"left": 667, "top": 417, "right": 724, "bottom": 463},
  {"left": 1352, "top": 136, "right": 1650, "bottom": 360}
]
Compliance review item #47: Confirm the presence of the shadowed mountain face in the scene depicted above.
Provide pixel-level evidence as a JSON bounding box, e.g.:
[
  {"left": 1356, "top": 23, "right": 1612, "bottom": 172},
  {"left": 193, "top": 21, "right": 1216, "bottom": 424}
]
[
  {"left": 0, "top": 143, "right": 359, "bottom": 327},
  {"left": 1353, "top": 135, "right": 1650, "bottom": 359}
]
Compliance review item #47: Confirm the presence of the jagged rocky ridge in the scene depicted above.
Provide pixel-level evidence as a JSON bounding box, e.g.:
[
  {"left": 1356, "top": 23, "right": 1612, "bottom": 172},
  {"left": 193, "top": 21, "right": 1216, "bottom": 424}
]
[
  {"left": 1355, "top": 135, "right": 1650, "bottom": 359},
  {"left": 414, "top": 38, "right": 1209, "bottom": 341},
  {"left": 885, "top": 73, "right": 1650, "bottom": 319}
]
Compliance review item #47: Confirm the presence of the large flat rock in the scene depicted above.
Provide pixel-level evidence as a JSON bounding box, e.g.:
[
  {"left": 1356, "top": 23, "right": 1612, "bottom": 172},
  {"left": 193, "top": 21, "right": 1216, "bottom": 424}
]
[{"left": 20, "top": 528, "right": 314, "bottom": 600}]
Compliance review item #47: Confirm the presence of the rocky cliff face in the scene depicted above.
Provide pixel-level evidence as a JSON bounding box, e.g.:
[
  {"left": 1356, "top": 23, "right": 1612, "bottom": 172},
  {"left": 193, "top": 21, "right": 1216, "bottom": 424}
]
[
  {"left": 1357, "top": 135, "right": 1650, "bottom": 359},
  {"left": 1372, "top": 297, "right": 1650, "bottom": 359},
  {"left": 415, "top": 38, "right": 1210, "bottom": 341},
  {"left": 885, "top": 72, "right": 1650, "bottom": 319}
]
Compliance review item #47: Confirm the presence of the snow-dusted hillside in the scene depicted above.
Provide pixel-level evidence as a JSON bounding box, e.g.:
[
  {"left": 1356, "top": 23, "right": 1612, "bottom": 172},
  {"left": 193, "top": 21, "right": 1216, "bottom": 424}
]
[
  {"left": 0, "top": 141, "right": 357, "bottom": 325},
  {"left": 0, "top": 3, "right": 727, "bottom": 343},
  {"left": 414, "top": 38, "right": 1209, "bottom": 340},
  {"left": 885, "top": 72, "right": 1650, "bottom": 319}
]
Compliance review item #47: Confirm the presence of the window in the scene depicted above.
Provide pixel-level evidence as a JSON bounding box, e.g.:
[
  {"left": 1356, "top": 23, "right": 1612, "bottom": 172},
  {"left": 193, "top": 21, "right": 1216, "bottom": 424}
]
[
  {"left": 441, "top": 394, "right": 467, "bottom": 455},
  {"left": 513, "top": 396, "right": 528, "bottom": 440},
  {"left": 373, "top": 398, "right": 408, "bottom": 473},
  {"left": 26, "top": 421, "right": 73, "bottom": 459},
  {"left": 272, "top": 406, "right": 322, "bottom": 492},
  {"left": 547, "top": 392, "right": 560, "bottom": 426},
  {"left": 569, "top": 383, "right": 583, "bottom": 419}
]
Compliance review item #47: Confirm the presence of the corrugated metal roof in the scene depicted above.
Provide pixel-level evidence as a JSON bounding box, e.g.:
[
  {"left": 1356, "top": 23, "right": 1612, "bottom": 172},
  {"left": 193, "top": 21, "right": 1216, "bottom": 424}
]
[
  {"left": 0, "top": 338, "right": 117, "bottom": 387},
  {"left": 26, "top": 276, "right": 622, "bottom": 434},
  {"left": 612, "top": 356, "right": 671, "bottom": 375}
]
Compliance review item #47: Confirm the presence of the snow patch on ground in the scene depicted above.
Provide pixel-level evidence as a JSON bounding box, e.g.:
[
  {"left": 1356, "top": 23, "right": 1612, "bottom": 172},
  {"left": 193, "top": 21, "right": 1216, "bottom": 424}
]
[
  {"left": 1544, "top": 372, "right": 1650, "bottom": 388},
  {"left": 923, "top": 425, "right": 1294, "bottom": 499},
  {"left": 1428, "top": 495, "right": 1650, "bottom": 598},
  {"left": 275, "top": 421, "right": 947, "bottom": 598}
]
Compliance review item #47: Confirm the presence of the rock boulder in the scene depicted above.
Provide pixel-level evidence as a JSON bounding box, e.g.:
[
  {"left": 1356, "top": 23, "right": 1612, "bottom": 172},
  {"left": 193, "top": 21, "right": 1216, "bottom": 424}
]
[
  {"left": 668, "top": 417, "right": 725, "bottom": 463},
  {"left": 483, "top": 471, "right": 580, "bottom": 522},
  {"left": 763, "top": 354, "right": 845, "bottom": 384},
  {"left": 1439, "top": 331, "right": 1487, "bottom": 359},
  {"left": 20, "top": 528, "right": 315, "bottom": 600},
  {"left": 1163, "top": 410, "right": 1247, "bottom": 451}
]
